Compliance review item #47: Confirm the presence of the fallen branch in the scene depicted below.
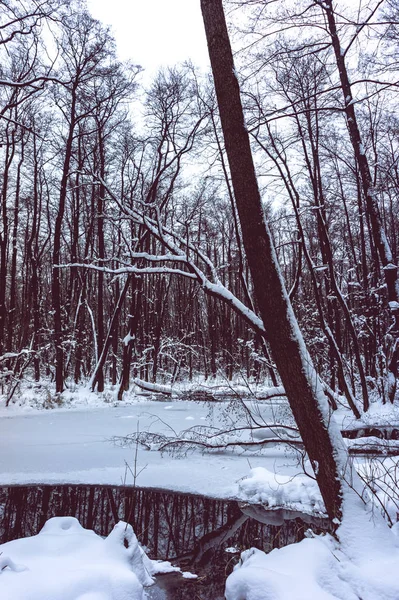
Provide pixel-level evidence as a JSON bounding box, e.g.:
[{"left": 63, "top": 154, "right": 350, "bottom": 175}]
[
  {"left": 342, "top": 426, "right": 399, "bottom": 440},
  {"left": 348, "top": 445, "right": 399, "bottom": 456},
  {"left": 112, "top": 427, "right": 399, "bottom": 458},
  {"left": 133, "top": 378, "right": 172, "bottom": 396}
]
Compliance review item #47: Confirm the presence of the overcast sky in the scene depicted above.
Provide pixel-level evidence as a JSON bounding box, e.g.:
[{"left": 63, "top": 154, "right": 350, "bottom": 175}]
[{"left": 86, "top": 0, "right": 210, "bottom": 78}]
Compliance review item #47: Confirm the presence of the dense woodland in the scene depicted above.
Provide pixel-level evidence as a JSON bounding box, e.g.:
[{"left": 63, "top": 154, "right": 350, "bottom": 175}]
[{"left": 1, "top": 0, "right": 399, "bottom": 414}]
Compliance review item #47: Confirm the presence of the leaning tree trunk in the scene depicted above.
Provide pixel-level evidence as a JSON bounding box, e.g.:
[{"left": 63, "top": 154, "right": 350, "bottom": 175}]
[{"left": 201, "top": 0, "right": 353, "bottom": 523}]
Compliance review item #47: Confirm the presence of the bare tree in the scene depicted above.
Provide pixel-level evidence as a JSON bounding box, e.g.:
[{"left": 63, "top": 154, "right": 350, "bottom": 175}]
[{"left": 200, "top": 0, "right": 359, "bottom": 523}]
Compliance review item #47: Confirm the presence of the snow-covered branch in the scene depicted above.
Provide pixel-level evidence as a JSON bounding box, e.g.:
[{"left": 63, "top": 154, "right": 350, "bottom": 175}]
[
  {"left": 0, "top": 76, "right": 71, "bottom": 89},
  {"left": 133, "top": 378, "right": 173, "bottom": 395},
  {"left": 56, "top": 262, "right": 197, "bottom": 280},
  {"left": 0, "top": 349, "right": 34, "bottom": 363},
  {"left": 58, "top": 174, "right": 268, "bottom": 340},
  {"left": 112, "top": 430, "right": 305, "bottom": 454}
]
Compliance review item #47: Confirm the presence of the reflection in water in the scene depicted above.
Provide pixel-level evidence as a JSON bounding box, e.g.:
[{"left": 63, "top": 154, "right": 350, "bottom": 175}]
[{"left": 0, "top": 485, "right": 328, "bottom": 599}]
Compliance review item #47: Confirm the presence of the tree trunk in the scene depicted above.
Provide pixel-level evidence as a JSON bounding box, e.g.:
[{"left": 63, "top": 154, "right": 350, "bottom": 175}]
[
  {"left": 321, "top": 0, "right": 399, "bottom": 401},
  {"left": 96, "top": 129, "right": 106, "bottom": 393},
  {"left": 28, "top": 130, "right": 41, "bottom": 382},
  {"left": 117, "top": 276, "right": 142, "bottom": 400},
  {"left": 7, "top": 132, "right": 24, "bottom": 355},
  {"left": 91, "top": 276, "right": 130, "bottom": 391},
  {"left": 52, "top": 88, "right": 77, "bottom": 393},
  {"left": 0, "top": 126, "right": 15, "bottom": 355},
  {"left": 201, "top": 0, "right": 350, "bottom": 523}
]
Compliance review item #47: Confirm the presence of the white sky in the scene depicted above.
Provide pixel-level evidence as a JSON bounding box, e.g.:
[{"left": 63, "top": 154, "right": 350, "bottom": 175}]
[{"left": 86, "top": 0, "right": 210, "bottom": 78}]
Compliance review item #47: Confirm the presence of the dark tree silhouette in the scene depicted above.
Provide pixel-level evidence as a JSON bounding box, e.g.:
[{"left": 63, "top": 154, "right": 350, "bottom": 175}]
[{"left": 200, "top": 0, "right": 351, "bottom": 523}]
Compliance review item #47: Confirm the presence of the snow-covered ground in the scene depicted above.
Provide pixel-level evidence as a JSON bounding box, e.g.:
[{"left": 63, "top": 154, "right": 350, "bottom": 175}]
[
  {"left": 3, "top": 386, "right": 399, "bottom": 600},
  {"left": 3, "top": 502, "right": 399, "bottom": 600},
  {"left": 0, "top": 516, "right": 194, "bottom": 600},
  {"left": 225, "top": 526, "right": 399, "bottom": 600}
]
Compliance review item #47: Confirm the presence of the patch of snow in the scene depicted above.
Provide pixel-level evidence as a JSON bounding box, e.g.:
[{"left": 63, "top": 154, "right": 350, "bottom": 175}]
[
  {"left": 0, "top": 517, "right": 150, "bottom": 600},
  {"left": 133, "top": 379, "right": 172, "bottom": 395},
  {"left": 0, "top": 401, "right": 301, "bottom": 500},
  {"left": 148, "top": 560, "right": 180, "bottom": 575},
  {"left": 0, "top": 516, "right": 199, "bottom": 600},
  {"left": 181, "top": 571, "right": 198, "bottom": 579},
  {"left": 237, "top": 467, "right": 326, "bottom": 517},
  {"left": 225, "top": 546, "right": 240, "bottom": 554},
  {"left": 225, "top": 533, "right": 399, "bottom": 600},
  {"left": 380, "top": 232, "right": 393, "bottom": 263},
  {"left": 123, "top": 333, "right": 135, "bottom": 346}
]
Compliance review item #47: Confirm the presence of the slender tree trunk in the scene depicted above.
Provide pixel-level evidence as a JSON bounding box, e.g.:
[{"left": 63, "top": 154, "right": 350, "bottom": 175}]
[
  {"left": 7, "top": 133, "right": 24, "bottom": 354},
  {"left": 74, "top": 288, "right": 85, "bottom": 384},
  {"left": 117, "top": 276, "right": 143, "bottom": 400},
  {"left": 91, "top": 276, "right": 130, "bottom": 391},
  {"left": 321, "top": 0, "right": 399, "bottom": 401},
  {"left": 28, "top": 131, "right": 41, "bottom": 381},
  {"left": 111, "top": 274, "right": 120, "bottom": 386},
  {"left": 0, "top": 126, "right": 15, "bottom": 355},
  {"left": 96, "top": 129, "right": 106, "bottom": 392},
  {"left": 201, "top": 0, "right": 352, "bottom": 522},
  {"left": 52, "top": 89, "right": 77, "bottom": 393}
]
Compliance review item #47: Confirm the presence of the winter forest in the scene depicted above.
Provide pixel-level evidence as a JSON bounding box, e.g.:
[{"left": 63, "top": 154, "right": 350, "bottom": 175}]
[
  {"left": 3, "top": 0, "right": 399, "bottom": 598},
  {"left": 2, "top": 0, "right": 399, "bottom": 406},
  {"left": 1, "top": 0, "right": 399, "bottom": 407}
]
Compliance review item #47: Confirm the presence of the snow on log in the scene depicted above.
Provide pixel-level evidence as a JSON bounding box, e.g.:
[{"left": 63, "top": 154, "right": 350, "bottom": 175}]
[{"left": 133, "top": 378, "right": 173, "bottom": 395}]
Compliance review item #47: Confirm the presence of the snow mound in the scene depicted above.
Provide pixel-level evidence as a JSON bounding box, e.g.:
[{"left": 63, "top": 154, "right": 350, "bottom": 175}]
[
  {"left": 0, "top": 516, "right": 152, "bottom": 600},
  {"left": 225, "top": 533, "right": 399, "bottom": 600},
  {"left": 237, "top": 467, "right": 326, "bottom": 517},
  {"left": 0, "top": 516, "right": 196, "bottom": 599}
]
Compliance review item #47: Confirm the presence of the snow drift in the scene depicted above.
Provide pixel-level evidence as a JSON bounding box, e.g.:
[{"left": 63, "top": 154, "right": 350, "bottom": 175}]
[{"left": 0, "top": 516, "right": 167, "bottom": 600}]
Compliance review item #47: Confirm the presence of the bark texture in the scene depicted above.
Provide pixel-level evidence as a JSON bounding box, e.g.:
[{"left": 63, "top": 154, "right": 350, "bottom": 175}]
[{"left": 201, "top": 0, "right": 347, "bottom": 522}]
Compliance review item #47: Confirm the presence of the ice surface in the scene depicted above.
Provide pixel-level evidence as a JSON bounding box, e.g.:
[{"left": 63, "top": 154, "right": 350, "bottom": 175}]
[
  {"left": 2, "top": 394, "right": 399, "bottom": 598},
  {"left": 0, "top": 399, "right": 303, "bottom": 498}
]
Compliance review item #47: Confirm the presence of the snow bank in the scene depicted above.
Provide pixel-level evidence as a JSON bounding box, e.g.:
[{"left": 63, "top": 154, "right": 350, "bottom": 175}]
[
  {"left": 237, "top": 467, "right": 326, "bottom": 517},
  {"left": 226, "top": 531, "right": 399, "bottom": 600},
  {"left": 0, "top": 377, "right": 285, "bottom": 413},
  {"left": 0, "top": 516, "right": 183, "bottom": 600}
]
